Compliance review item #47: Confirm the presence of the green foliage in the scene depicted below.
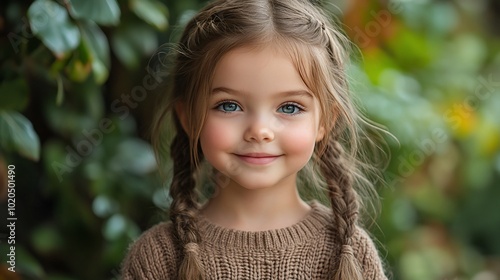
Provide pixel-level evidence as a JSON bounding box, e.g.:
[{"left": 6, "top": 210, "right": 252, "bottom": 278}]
[
  {"left": 130, "top": 0, "right": 169, "bottom": 31},
  {"left": 0, "top": 0, "right": 499, "bottom": 279},
  {"left": 1, "top": 0, "right": 170, "bottom": 278},
  {"left": 345, "top": 1, "right": 500, "bottom": 279},
  {"left": 28, "top": 0, "right": 80, "bottom": 57},
  {"left": 68, "top": 0, "right": 121, "bottom": 26},
  {"left": 0, "top": 111, "right": 40, "bottom": 161}
]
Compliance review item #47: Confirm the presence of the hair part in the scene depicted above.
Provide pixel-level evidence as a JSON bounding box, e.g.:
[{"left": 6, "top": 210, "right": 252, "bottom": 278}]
[{"left": 150, "top": 0, "right": 386, "bottom": 278}]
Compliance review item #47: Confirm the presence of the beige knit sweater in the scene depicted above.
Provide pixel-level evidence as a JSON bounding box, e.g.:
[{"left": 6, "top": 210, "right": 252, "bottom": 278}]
[{"left": 121, "top": 200, "right": 387, "bottom": 279}]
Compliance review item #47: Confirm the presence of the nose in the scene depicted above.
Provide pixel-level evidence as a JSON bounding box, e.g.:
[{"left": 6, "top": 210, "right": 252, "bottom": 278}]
[{"left": 243, "top": 117, "right": 275, "bottom": 143}]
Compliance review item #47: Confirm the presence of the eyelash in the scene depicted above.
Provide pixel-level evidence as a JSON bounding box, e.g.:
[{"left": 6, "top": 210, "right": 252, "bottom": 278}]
[
  {"left": 214, "top": 100, "right": 242, "bottom": 114},
  {"left": 213, "top": 100, "right": 305, "bottom": 115},
  {"left": 279, "top": 102, "right": 305, "bottom": 115}
]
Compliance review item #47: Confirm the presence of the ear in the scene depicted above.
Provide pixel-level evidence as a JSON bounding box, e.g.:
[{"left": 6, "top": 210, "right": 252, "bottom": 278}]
[
  {"left": 316, "top": 125, "right": 325, "bottom": 142},
  {"left": 175, "top": 102, "right": 189, "bottom": 133},
  {"left": 316, "top": 110, "right": 338, "bottom": 142}
]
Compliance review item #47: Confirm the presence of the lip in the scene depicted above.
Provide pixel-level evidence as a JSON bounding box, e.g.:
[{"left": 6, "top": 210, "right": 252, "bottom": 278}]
[{"left": 234, "top": 153, "right": 281, "bottom": 165}]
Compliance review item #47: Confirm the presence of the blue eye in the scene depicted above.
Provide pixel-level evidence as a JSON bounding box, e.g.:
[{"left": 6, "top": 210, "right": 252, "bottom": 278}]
[
  {"left": 278, "top": 103, "right": 302, "bottom": 115},
  {"left": 216, "top": 101, "right": 241, "bottom": 112}
]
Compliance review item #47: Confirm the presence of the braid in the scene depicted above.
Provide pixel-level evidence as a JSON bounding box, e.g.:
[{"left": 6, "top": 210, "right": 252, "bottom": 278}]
[
  {"left": 319, "top": 139, "right": 363, "bottom": 279},
  {"left": 169, "top": 125, "right": 205, "bottom": 280}
]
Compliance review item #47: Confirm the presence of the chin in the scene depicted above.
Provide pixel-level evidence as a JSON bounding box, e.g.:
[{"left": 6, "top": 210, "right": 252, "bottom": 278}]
[
  {"left": 236, "top": 180, "right": 275, "bottom": 190},
  {"left": 231, "top": 178, "right": 279, "bottom": 190}
]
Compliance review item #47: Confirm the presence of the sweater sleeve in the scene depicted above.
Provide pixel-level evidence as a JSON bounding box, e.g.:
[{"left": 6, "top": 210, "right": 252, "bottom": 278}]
[
  {"left": 352, "top": 227, "right": 389, "bottom": 280},
  {"left": 120, "top": 223, "right": 180, "bottom": 280}
]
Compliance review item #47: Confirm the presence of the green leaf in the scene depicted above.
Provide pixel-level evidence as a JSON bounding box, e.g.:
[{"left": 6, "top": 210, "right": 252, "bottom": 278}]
[
  {"left": 69, "top": 0, "right": 120, "bottom": 26},
  {"left": 130, "top": 0, "right": 169, "bottom": 31},
  {"left": 14, "top": 246, "right": 46, "bottom": 278},
  {"left": 80, "top": 20, "right": 110, "bottom": 66},
  {"left": 103, "top": 214, "right": 127, "bottom": 240},
  {"left": 66, "top": 57, "right": 92, "bottom": 82},
  {"left": 28, "top": 0, "right": 80, "bottom": 57},
  {"left": 0, "top": 111, "right": 41, "bottom": 161},
  {"left": 111, "top": 24, "right": 157, "bottom": 68},
  {"left": 0, "top": 79, "right": 29, "bottom": 111},
  {"left": 65, "top": 41, "right": 93, "bottom": 82},
  {"left": 91, "top": 59, "right": 109, "bottom": 84},
  {"left": 92, "top": 195, "right": 119, "bottom": 218},
  {"left": 109, "top": 138, "right": 156, "bottom": 174},
  {"left": 80, "top": 20, "right": 110, "bottom": 83}
]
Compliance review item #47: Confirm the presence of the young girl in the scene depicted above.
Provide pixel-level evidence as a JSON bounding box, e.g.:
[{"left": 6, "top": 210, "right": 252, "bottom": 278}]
[{"left": 122, "top": 0, "right": 388, "bottom": 279}]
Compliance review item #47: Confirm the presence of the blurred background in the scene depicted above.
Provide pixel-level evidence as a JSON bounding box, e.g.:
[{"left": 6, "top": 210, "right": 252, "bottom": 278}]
[{"left": 0, "top": 0, "right": 499, "bottom": 279}]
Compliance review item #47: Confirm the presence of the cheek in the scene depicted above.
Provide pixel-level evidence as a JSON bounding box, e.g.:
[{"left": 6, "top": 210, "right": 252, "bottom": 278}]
[
  {"left": 200, "top": 117, "right": 236, "bottom": 154},
  {"left": 281, "top": 123, "right": 318, "bottom": 156}
]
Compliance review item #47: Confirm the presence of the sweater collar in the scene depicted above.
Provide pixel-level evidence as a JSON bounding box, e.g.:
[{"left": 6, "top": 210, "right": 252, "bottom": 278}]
[{"left": 197, "top": 200, "right": 333, "bottom": 250}]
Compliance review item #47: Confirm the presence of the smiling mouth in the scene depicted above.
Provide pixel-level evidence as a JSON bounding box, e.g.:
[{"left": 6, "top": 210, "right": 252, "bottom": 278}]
[{"left": 234, "top": 153, "right": 281, "bottom": 165}]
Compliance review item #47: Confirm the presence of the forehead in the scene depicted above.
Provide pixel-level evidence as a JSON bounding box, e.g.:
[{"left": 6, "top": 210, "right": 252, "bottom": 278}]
[{"left": 211, "top": 45, "right": 311, "bottom": 95}]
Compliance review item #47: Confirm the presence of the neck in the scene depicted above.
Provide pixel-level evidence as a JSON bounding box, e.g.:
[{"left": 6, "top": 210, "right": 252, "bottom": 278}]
[{"left": 199, "top": 174, "right": 311, "bottom": 231}]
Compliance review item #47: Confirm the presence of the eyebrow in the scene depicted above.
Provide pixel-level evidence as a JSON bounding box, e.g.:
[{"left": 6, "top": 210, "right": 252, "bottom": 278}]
[{"left": 211, "top": 87, "right": 313, "bottom": 99}]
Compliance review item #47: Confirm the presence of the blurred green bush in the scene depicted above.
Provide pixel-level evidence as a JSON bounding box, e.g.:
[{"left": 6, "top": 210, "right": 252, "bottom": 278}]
[{"left": 0, "top": 0, "right": 499, "bottom": 279}]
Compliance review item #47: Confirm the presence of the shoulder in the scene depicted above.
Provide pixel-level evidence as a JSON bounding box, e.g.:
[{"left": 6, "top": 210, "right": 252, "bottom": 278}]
[
  {"left": 120, "top": 222, "right": 181, "bottom": 280},
  {"left": 352, "top": 226, "right": 389, "bottom": 280}
]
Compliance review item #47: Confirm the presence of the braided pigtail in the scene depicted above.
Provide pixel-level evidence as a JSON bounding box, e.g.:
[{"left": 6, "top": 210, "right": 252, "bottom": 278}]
[
  {"left": 319, "top": 139, "right": 363, "bottom": 279},
  {"left": 169, "top": 124, "right": 205, "bottom": 280}
]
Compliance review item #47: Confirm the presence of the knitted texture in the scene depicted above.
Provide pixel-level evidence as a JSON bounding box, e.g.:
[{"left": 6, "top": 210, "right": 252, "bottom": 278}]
[{"left": 121, "top": 200, "right": 387, "bottom": 279}]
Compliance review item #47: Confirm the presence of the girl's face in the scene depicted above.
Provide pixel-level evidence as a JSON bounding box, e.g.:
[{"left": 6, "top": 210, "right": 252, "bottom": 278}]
[{"left": 200, "top": 45, "right": 325, "bottom": 190}]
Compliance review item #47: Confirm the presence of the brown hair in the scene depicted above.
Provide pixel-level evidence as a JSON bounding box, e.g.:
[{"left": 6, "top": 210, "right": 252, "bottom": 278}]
[{"left": 151, "top": 0, "right": 384, "bottom": 279}]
